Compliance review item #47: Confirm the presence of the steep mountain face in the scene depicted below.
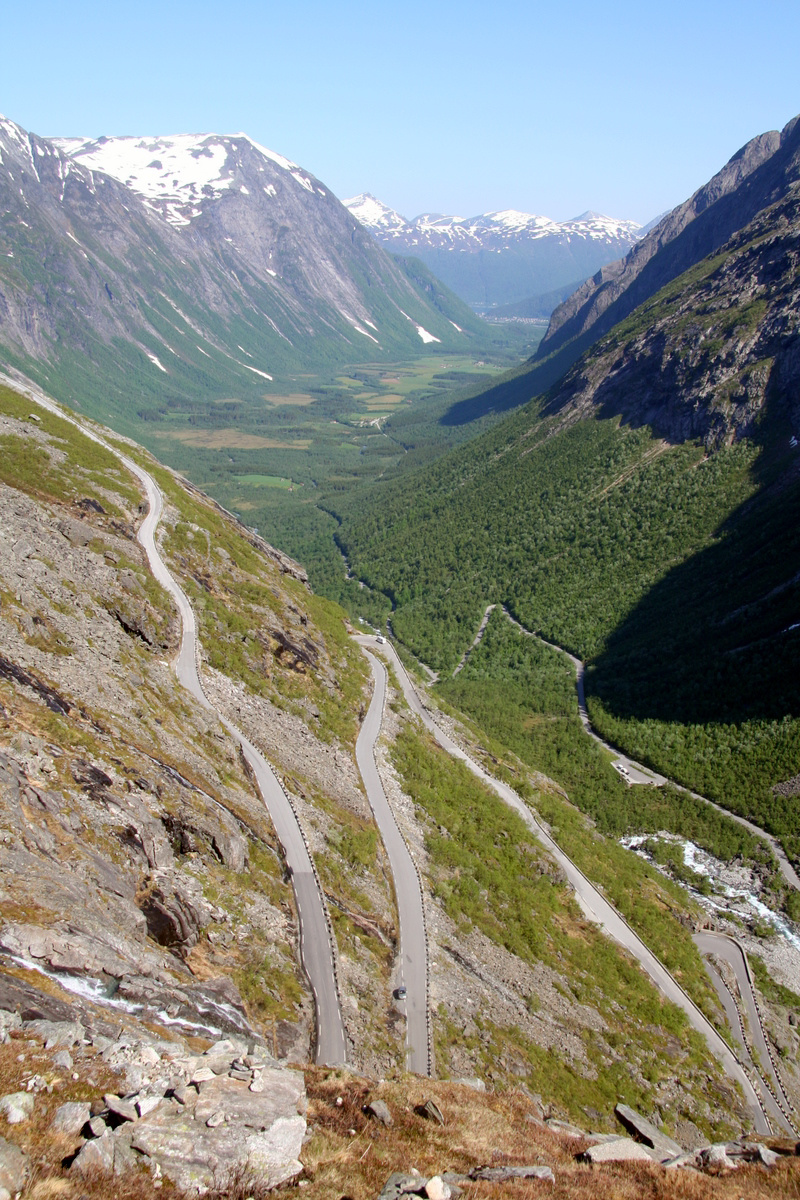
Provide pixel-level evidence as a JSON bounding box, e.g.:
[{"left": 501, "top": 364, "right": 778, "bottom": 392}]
[
  {"left": 345, "top": 192, "right": 642, "bottom": 311},
  {"left": 334, "top": 163, "right": 800, "bottom": 859},
  {"left": 0, "top": 118, "right": 479, "bottom": 430},
  {"left": 540, "top": 115, "right": 800, "bottom": 360},
  {"left": 542, "top": 178, "right": 800, "bottom": 447}
]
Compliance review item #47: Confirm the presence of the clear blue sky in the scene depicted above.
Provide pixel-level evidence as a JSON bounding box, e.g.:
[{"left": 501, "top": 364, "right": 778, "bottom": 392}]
[{"left": 4, "top": 0, "right": 799, "bottom": 224}]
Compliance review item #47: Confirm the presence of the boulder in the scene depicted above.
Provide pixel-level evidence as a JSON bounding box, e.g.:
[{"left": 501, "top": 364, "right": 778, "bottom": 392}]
[
  {"left": 0, "top": 1093, "right": 34, "bottom": 1125},
  {"left": 104, "top": 1094, "right": 139, "bottom": 1123},
  {"left": 23, "top": 1019, "right": 84, "bottom": 1049},
  {"left": 699, "top": 1144, "right": 738, "bottom": 1170},
  {"left": 366, "top": 1099, "right": 393, "bottom": 1127},
  {"left": 51, "top": 1102, "right": 91, "bottom": 1136},
  {"left": 377, "top": 1173, "right": 427, "bottom": 1199},
  {"left": 581, "top": 1138, "right": 655, "bottom": 1164},
  {"left": 0, "top": 1135, "right": 28, "bottom": 1193},
  {"left": 470, "top": 1166, "right": 555, "bottom": 1182},
  {"left": 0, "top": 1012, "right": 21, "bottom": 1043},
  {"left": 614, "top": 1103, "right": 683, "bottom": 1161},
  {"left": 425, "top": 1178, "right": 450, "bottom": 1200},
  {"left": 131, "top": 1068, "right": 306, "bottom": 1192},
  {"left": 71, "top": 1134, "right": 117, "bottom": 1174}
]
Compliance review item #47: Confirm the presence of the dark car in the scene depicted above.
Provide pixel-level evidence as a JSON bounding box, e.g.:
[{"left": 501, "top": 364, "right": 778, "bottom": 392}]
[{"left": 393, "top": 986, "right": 407, "bottom": 1000}]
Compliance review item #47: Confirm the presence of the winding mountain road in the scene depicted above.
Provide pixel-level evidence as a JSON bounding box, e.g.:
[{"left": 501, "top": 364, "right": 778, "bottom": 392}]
[
  {"left": 365, "top": 634, "right": 778, "bottom": 1136},
  {"left": 27, "top": 389, "right": 348, "bottom": 1067},
  {"left": 355, "top": 649, "right": 431, "bottom": 1075},
  {"left": 462, "top": 605, "right": 800, "bottom": 887},
  {"left": 695, "top": 932, "right": 798, "bottom": 1135}
]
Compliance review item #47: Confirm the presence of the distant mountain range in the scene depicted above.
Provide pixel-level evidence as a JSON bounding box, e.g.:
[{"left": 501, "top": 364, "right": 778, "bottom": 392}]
[
  {"left": 0, "top": 119, "right": 482, "bottom": 430},
  {"left": 345, "top": 193, "right": 642, "bottom": 312}
]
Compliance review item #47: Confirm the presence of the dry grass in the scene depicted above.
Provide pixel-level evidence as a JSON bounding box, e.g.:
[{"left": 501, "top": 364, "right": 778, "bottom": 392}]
[
  {"left": 0, "top": 1046, "right": 797, "bottom": 1200},
  {"left": 297, "top": 1071, "right": 800, "bottom": 1200}
]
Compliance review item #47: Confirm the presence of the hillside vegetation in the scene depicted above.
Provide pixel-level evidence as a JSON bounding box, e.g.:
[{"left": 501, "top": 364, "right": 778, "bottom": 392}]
[{"left": 334, "top": 185, "right": 800, "bottom": 863}]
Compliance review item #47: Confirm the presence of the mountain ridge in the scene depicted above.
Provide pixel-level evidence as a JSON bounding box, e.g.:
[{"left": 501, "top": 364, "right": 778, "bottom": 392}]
[
  {"left": 0, "top": 116, "right": 482, "bottom": 432},
  {"left": 345, "top": 192, "right": 642, "bottom": 311}
]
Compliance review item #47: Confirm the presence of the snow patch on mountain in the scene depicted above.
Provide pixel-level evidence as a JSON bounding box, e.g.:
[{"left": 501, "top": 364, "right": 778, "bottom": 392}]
[
  {"left": 344, "top": 193, "right": 408, "bottom": 234},
  {"left": 345, "top": 193, "right": 642, "bottom": 249},
  {"left": 53, "top": 131, "right": 312, "bottom": 227}
]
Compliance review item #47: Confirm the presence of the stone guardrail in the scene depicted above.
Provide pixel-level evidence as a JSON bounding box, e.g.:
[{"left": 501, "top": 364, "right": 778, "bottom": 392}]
[{"left": 713, "top": 959, "right": 797, "bottom": 1135}]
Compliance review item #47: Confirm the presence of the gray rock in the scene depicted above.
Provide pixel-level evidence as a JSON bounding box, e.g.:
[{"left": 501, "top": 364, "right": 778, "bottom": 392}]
[
  {"left": 71, "top": 1133, "right": 116, "bottom": 1174},
  {"left": 0, "top": 1134, "right": 28, "bottom": 1193},
  {"left": 581, "top": 1138, "right": 655, "bottom": 1164},
  {"left": 614, "top": 1102, "right": 683, "bottom": 1161},
  {"left": 470, "top": 1166, "right": 555, "bottom": 1182},
  {"left": 0, "top": 1012, "right": 21, "bottom": 1043},
  {"left": 88, "top": 1116, "right": 108, "bottom": 1137},
  {"left": 131, "top": 1068, "right": 305, "bottom": 1192},
  {"left": 0, "top": 1093, "right": 34, "bottom": 1125},
  {"left": 190, "top": 1067, "right": 217, "bottom": 1086},
  {"left": 52, "top": 1050, "right": 73, "bottom": 1070},
  {"left": 51, "top": 1102, "right": 91, "bottom": 1136},
  {"left": 425, "top": 1177, "right": 450, "bottom": 1200},
  {"left": 419, "top": 1100, "right": 444, "bottom": 1125},
  {"left": 451, "top": 1076, "right": 485, "bottom": 1092},
  {"left": 377, "top": 1172, "right": 427, "bottom": 1199},
  {"left": 664, "top": 1151, "right": 700, "bottom": 1170},
  {"left": 758, "top": 1143, "right": 780, "bottom": 1167},
  {"left": 699, "top": 1144, "right": 738, "bottom": 1170},
  {"left": 104, "top": 1093, "right": 138, "bottom": 1122},
  {"left": 366, "top": 1099, "right": 393, "bottom": 1127},
  {"left": 545, "top": 1118, "right": 586, "bottom": 1138},
  {"left": 23, "top": 1018, "right": 84, "bottom": 1048}
]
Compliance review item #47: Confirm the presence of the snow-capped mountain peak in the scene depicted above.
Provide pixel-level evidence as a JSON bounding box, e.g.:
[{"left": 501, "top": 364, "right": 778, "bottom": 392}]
[
  {"left": 53, "top": 132, "right": 319, "bottom": 227},
  {"left": 345, "top": 193, "right": 643, "bottom": 311},
  {"left": 343, "top": 193, "right": 408, "bottom": 234}
]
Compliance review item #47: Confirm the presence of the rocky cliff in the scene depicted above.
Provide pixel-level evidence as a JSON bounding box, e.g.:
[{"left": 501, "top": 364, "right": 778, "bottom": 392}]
[
  {"left": 540, "top": 175, "right": 800, "bottom": 447},
  {"left": 540, "top": 114, "right": 800, "bottom": 365}
]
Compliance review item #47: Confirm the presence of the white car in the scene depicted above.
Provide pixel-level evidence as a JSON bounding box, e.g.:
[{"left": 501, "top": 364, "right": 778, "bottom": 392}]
[{"left": 376, "top": 635, "right": 385, "bottom": 644}]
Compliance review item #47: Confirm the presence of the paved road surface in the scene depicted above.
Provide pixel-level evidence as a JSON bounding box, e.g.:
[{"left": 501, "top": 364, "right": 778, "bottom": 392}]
[
  {"left": 355, "top": 648, "right": 430, "bottom": 1075},
  {"left": 487, "top": 607, "right": 799, "bottom": 886},
  {"left": 695, "top": 932, "right": 797, "bottom": 1135},
  {"left": 27, "top": 390, "right": 347, "bottom": 1067},
  {"left": 367, "top": 635, "right": 773, "bottom": 1136}
]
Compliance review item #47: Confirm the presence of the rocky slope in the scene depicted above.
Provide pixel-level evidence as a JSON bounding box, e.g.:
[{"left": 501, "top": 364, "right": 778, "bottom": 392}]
[
  {"left": 2, "top": 379, "right": 789, "bottom": 1196},
  {"left": 0, "top": 118, "right": 481, "bottom": 433},
  {"left": 538, "top": 172, "right": 800, "bottom": 447},
  {"left": 345, "top": 194, "right": 641, "bottom": 312},
  {"left": 539, "top": 113, "right": 800, "bottom": 363}
]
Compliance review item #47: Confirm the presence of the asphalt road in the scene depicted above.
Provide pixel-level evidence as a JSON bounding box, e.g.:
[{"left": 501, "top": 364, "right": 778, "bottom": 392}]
[
  {"left": 497, "top": 607, "right": 800, "bottom": 885},
  {"left": 695, "top": 932, "right": 797, "bottom": 1136},
  {"left": 355, "top": 648, "right": 430, "bottom": 1075},
  {"left": 366, "top": 634, "right": 773, "bottom": 1136},
  {"left": 27, "top": 390, "right": 347, "bottom": 1067}
]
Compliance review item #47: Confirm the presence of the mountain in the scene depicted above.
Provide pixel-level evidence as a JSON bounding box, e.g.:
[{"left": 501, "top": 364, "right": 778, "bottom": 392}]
[
  {"left": 0, "top": 118, "right": 482, "bottom": 432},
  {"left": 0, "top": 379, "right": 758, "bottom": 1182},
  {"left": 345, "top": 192, "right": 642, "bottom": 311},
  {"left": 332, "top": 116, "right": 800, "bottom": 874},
  {"left": 539, "top": 115, "right": 800, "bottom": 360}
]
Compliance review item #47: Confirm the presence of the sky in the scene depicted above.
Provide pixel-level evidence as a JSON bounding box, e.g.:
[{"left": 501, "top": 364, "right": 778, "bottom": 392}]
[{"left": 4, "top": 0, "right": 799, "bottom": 225}]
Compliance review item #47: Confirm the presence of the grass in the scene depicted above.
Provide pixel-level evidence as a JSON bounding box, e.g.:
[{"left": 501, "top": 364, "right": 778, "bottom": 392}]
[
  {"left": 297, "top": 1068, "right": 800, "bottom": 1200},
  {"left": 389, "top": 721, "right": 738, "bottom": 1127}
]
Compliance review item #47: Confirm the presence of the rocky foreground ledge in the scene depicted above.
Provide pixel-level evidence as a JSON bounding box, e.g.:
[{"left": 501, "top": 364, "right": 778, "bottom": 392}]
[{"left": 1, "top": 975, "right": 799, "bottom": 1200}]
